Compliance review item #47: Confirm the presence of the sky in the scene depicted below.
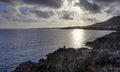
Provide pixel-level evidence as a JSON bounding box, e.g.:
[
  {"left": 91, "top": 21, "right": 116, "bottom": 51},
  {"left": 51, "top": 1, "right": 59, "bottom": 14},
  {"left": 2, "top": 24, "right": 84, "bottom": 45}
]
[{"left": 0, "top": 0, "right": 120, "bottom": 28}]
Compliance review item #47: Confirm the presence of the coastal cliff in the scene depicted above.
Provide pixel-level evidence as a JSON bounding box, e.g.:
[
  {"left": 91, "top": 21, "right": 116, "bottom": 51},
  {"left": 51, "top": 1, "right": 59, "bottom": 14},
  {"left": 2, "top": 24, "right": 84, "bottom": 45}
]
[{"left": 13, "top": 32, "right": 120, "bottom": 72}]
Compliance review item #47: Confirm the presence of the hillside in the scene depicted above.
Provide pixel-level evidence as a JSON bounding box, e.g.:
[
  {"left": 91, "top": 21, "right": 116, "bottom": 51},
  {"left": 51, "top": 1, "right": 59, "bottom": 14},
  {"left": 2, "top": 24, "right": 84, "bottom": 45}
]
[
  {"left": 87, "top": 16, "right": 120, "bottom": 29},
  {"left": 60, "top": 16, "right": 120, "bottom": 30}
]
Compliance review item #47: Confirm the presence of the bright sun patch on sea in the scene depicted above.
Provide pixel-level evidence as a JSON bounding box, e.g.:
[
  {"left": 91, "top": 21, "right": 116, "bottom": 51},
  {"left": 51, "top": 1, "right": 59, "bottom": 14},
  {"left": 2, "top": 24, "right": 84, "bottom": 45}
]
[{"left": 71, "top": 29, "right": 85, "bottom": 48}]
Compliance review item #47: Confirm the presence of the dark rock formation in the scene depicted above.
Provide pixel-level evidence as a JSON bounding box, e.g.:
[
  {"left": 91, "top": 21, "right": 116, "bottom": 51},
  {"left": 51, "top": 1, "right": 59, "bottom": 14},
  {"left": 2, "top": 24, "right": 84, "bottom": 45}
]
[
  {"left": 116, "top": 26, "right": 120, "bottom": 33},
  {"left": 13, "top": 48, "right": 93, "bottom": 72},
  {"left": 13, "top": 61, "right": 39, "bottom": 72},
  {"left": 86, "top": 32, "right": 120, "bottom": 50},
  {"left": 95, "top": 67, "right": 120, "bottom": 72},
  {"left": 13, "top": 32, "right": 120, "bottom": 72},
  {"left": 13, "top": 49, "right": 120, "bottom": 72}
]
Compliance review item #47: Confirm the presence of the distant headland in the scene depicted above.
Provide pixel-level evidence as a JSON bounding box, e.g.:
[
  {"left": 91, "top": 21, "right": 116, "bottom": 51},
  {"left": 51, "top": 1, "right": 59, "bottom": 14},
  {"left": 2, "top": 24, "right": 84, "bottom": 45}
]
[{"left": 59, "top": 15, "right": 120, "bottom": 30}]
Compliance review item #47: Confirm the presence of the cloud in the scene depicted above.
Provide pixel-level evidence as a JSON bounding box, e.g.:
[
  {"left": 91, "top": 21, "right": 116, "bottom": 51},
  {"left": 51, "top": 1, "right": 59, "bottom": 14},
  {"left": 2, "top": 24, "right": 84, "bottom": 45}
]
[
  {"left": 0, "top": 0, "right": 64, "bottom": 8},
  {"left": 75, "top": 0, "right": 120, "bottom": 16},
  {"left": 0, "top": 0, "right": 11, "bottom": 3},
  {"left": 23, "top": 0, "right": 64, "bottom": 8},
  {"left": 76, "top": 0, "right": 101, "bottom": 13},
  {"left": 0, "top": 0, "right": 21, "bottom": 6},
  {"left": 62, "top": 11, "right": 74, "bottom": 20},
  {"left": 92, "top": 0, "right": 120, "bottom": 3},
  {"left": 0, "top": 5, "right": 37, "bottom": 23},
  {"left": 91, "top": 0, "right": 120, "bottom": 7},
  {"left": 29, "top": 10, "right": 54, "bottom": 18},
  {"left": 105, "top": 6, "right": 120, "bottom": 15},
  {"left": 84, "top": 17, "right": 98, "bottom": 22},
  {"left": 92, "top": 0, "right": 120, "bottom": 15},
  {"left": 0, "top": 0, "right": 120, "bottom": 28}
]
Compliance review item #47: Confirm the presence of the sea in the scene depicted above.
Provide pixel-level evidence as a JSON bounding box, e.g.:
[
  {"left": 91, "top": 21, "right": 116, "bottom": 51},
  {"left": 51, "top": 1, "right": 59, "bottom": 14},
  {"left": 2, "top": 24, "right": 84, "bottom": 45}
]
[{"left": 0, "top": 29, "right": 113, "bottom": 72}]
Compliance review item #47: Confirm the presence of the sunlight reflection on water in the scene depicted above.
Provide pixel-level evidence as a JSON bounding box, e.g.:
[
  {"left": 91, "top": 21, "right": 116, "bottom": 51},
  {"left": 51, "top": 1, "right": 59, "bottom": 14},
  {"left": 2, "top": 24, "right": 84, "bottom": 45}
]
[{"left": 71, "top": 29, "right": 85, "bottom": 48}]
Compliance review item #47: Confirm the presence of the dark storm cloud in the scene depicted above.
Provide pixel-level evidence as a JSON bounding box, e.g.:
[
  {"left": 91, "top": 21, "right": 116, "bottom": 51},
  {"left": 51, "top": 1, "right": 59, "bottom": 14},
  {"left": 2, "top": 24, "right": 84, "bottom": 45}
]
[
  {"left": 29, "top": 10, "right": 54, "bottom": 18},
  {"left": 0, "top": 6, "right": 36, "bottom": 23},
  {"left": 92, "top": 0, "right": 120, "bottom": 3},
  {"left": 75, "top": 0, "right": 120, "bottom": 15},
  {"left": 106, "top": 7, "right": 120, "bottom": 15},
  {"left": 0, "top": 0, "right": 64, "bottom": 8},
  {"left": 23, "top": 0, "right": 63, "bottom": 8},
  {"left": 0, "top": 0, "right": 11, "bottom": 2},
  {"left": 0, "top": 0, "right": 19, "bottom": 5},
  {"left": 62, "top": 11, "right": 73, "bottom": 20},
  {"left": 76, "top": 0, "right": 101, "bottom": 13},
  {"left": 91, "top": 0, "right": 120, "bottom": 6},
  {"left": 92, "top": 0, "right": 120, "bottom": 15}
]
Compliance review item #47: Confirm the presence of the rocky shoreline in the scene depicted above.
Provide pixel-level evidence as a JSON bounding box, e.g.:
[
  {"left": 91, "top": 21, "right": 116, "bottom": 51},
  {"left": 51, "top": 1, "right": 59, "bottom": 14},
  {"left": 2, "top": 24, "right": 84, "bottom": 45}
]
[
  {"left": 86, "top": 32, "right": 120, "bottom": 50},
  {"left": 13, "top": 32, "right": 120, "bottom": 72}
]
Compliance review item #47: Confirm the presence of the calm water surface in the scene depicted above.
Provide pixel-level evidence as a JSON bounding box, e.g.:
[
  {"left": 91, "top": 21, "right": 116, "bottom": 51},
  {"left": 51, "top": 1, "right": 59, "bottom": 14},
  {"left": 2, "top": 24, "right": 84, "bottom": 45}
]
[{"left": 0, "top": 29, "right": 113, "bottom": 72}]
